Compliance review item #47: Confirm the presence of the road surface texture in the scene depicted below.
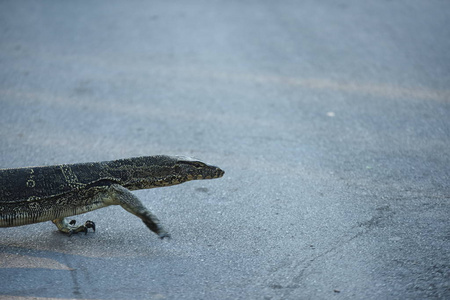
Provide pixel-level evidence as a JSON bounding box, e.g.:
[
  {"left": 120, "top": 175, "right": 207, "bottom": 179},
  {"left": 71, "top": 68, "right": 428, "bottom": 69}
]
[{"left": 1, "top": 1, "right": 449, "bottom": 299}]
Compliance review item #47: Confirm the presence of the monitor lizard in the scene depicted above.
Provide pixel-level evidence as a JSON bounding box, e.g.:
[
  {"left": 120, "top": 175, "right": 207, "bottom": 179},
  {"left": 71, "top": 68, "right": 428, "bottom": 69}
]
[{"left": 0, "top": 155, "right": 224, "bottom": 239}]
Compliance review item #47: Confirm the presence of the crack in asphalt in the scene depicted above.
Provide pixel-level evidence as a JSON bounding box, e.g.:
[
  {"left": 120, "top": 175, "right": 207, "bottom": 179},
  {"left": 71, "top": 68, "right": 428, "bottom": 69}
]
[{"left": 264, "top": 205, "right": 395, "bottom": 298}]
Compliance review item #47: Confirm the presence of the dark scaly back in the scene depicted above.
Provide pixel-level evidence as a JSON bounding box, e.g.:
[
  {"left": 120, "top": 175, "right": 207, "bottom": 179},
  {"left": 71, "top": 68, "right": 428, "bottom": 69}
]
[
  {"left": 0, "top": 162, "right": 109, "bottom": 203},
  {"left": 0, "top": 157, "right": 161, "bottom": 202},
  {"left": 0, "top": 156, "right": 167, "bottom": 203}
]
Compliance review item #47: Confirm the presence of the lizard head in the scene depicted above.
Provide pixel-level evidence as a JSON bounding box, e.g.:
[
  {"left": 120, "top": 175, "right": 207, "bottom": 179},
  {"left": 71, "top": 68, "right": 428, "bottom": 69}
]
[
  {"left": 125, "top": 156, "right": 224, "bottom": 189},
  {"left": 172, "top": 156, "right": 225, "bottom": 181}
]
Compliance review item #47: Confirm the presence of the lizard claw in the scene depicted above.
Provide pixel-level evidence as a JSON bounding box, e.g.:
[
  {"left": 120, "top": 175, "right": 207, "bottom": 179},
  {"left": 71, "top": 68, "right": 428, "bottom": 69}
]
[
  {"left": 65, "top": 220, "right": 95, "bottom": 235},
  {"left": 158, "top": 232, "right": 171, "bottom": 240}
]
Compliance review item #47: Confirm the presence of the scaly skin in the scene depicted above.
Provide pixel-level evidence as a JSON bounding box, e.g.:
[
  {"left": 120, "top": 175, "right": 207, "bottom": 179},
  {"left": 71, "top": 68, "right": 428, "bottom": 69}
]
[{"left": 0, "top": 155, "right": 224, "bottom": 238}]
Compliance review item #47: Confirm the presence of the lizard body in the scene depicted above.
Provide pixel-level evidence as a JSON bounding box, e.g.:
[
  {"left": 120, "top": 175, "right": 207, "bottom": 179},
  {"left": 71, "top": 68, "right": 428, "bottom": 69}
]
[{"left": 0, "top": 155, "right": 224, "bottom": 238}]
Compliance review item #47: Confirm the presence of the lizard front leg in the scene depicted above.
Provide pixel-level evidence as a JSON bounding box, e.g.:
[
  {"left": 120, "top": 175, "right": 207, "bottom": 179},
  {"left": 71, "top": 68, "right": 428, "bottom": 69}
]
[
  {"left": 52, "top": 218, "right": 95, "bottom": 236},
  {"left": 109, "top": 184, "right": 170, "bottom": 239}
]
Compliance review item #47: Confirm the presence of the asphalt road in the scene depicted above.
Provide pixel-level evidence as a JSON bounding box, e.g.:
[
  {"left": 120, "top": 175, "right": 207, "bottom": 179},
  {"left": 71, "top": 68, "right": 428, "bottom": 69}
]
[{"left": 1, "top": 1, "right": 449, "bottom": 299}]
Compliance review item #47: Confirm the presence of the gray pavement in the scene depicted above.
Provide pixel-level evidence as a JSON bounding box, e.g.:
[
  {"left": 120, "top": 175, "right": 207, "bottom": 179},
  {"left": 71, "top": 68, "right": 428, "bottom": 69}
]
[{"left": 1, "top": 1, "right": 449, "bottom": 299}]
